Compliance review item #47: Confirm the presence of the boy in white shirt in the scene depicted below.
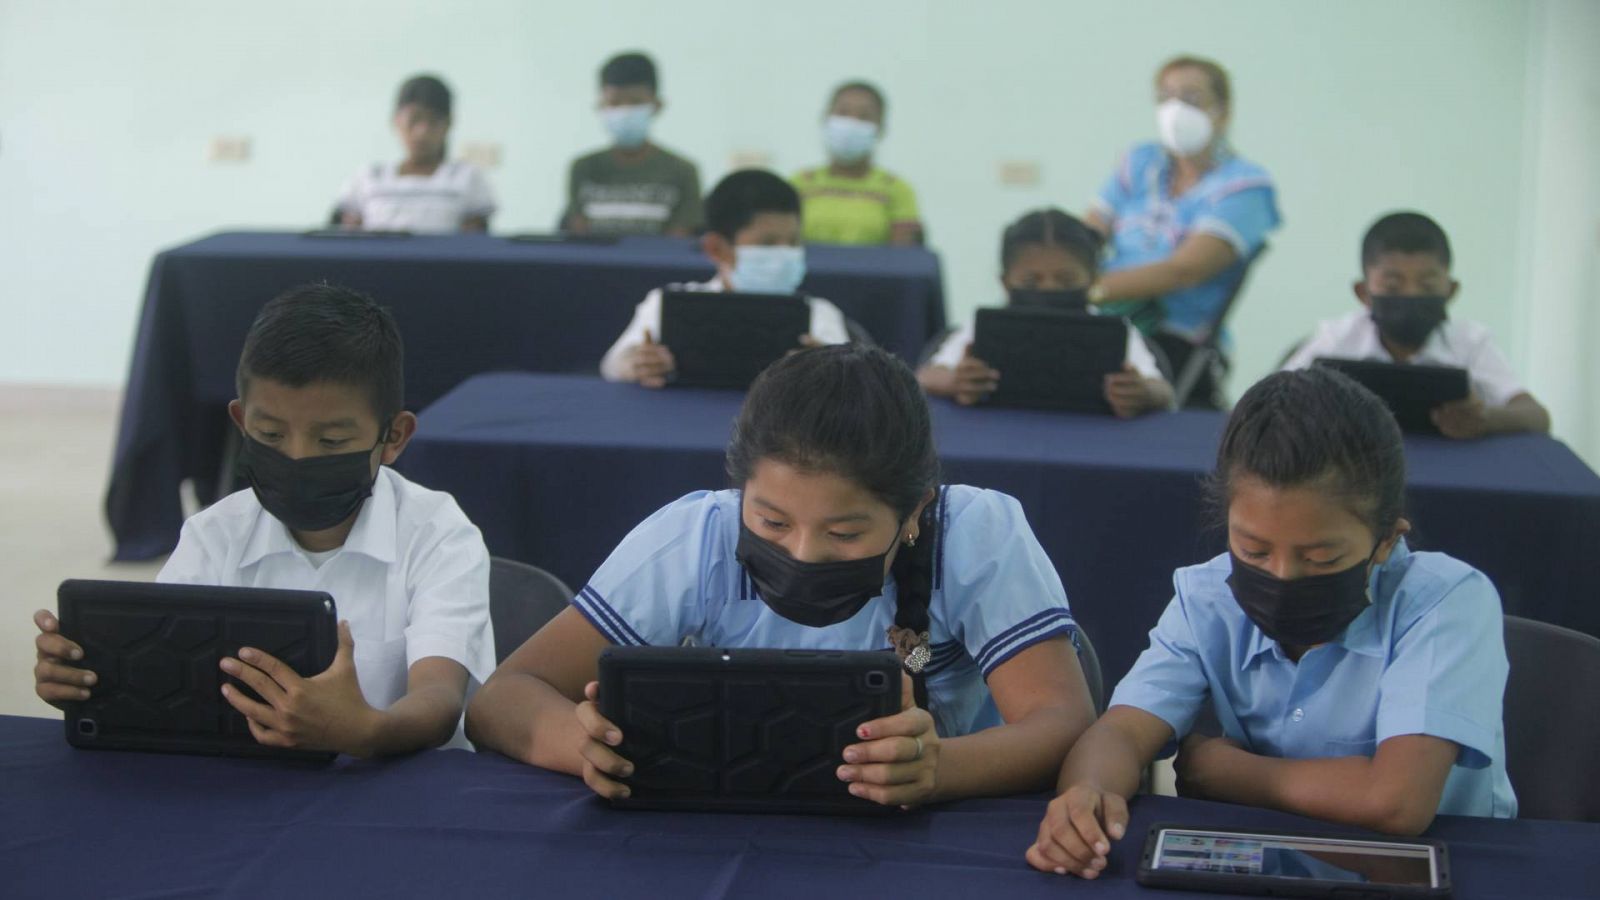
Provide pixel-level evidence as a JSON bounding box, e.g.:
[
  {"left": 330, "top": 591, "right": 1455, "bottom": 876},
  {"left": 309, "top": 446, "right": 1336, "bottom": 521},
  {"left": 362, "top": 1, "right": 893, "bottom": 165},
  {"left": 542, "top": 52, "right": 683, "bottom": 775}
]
[
  {"left": 599, "top": 169, "right": 851, "bottom": 386},
  {"left": 34, "top": 284, "right": 496, "bottom": 755},
  {"left": 1282, "top": 212, "right": 1549, "bottom": 439},
  {"left": 336, "top": 74, "right": 496, "bottom": 234}
]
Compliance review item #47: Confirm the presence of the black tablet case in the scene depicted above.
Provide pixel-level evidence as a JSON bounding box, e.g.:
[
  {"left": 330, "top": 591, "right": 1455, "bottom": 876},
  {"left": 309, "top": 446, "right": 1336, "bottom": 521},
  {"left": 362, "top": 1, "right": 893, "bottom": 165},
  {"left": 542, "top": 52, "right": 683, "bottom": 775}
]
[
  {"left": 972, "top": 307, "right": 1128, "bottom": 413},
  {"left": 598, "top": 647, "right": 903, "bottom": 813},
  {"left": 1314, "top": 358, "right": 1470, "bottom": 435},
  {"left": 659, "top": 291, "right": 811, "bottom": 390},
  {"left": 57, "top": 579, "right": 339, "bottom": 761},
  {"left": 1137, "top": 823, "right": 1452, "bottom": 898}
]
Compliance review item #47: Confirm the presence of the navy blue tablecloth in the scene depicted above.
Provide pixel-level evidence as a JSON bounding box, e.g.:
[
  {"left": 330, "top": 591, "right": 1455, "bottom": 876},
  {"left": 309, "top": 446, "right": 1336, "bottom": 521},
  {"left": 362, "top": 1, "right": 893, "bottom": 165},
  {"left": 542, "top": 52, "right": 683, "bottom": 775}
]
[
  {"left": 3, "top": 714, "right": 1592, "bottom": 899},
  {"left": 105, "top": 231, "right": 944, "bottom": 561},
  {"left": 397, "top": 373, "right": 1600, "bottom": 685}
]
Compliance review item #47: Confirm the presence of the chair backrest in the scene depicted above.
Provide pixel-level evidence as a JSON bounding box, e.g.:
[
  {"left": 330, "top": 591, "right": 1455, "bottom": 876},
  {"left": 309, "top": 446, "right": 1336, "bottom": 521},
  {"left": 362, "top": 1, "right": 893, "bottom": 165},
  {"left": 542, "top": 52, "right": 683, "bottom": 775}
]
[
  {"left": 1074, "top": 624, "right": 1106, "bottom": 715},
  {"left": 488, "top": 556, "right": 575, "bottom": 664},
  {"left": 1502, "top": 615, "right": 1600, "bottom": 822},
  {"left": 1196, "top": 242, "right": 1269, "bottom": 351},
  {"left": 843, "top": 316, "right": 877, "bottom": 347}
]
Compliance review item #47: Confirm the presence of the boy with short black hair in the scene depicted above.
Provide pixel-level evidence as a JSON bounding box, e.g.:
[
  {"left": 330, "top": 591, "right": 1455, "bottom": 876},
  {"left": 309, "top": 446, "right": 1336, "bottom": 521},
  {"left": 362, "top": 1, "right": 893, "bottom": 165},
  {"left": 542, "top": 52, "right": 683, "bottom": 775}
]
[
  {"left": 599, "top": 169, "right": 851, "bottom": 386},
  {"left": 1282, "top": 211, "right": 1549, "bottom": 439},
  {"left": 34, "top": 284, "right": 495, "bottom": 755},
  {"left": 561, "top": 51, "right": 703, "bottom": 237}
]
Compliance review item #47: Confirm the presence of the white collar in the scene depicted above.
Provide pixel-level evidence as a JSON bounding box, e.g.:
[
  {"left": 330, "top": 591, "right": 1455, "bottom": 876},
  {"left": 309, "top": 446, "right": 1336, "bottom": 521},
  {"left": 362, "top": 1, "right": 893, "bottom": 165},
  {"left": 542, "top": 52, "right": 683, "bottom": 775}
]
[{"left": 238, "top": 468, "right": 398, "bottom": 568}]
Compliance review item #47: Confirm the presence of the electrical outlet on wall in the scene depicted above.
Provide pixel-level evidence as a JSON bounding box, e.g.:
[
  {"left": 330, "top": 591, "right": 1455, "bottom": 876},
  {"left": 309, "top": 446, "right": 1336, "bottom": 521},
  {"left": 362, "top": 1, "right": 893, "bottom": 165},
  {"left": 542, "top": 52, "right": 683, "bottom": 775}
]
[
  {"left": 998, "top": 161, "right": 1040, "bottom": 187},
  {"left": 730, "top": 150, "right": 772, "bottom": 169},
  {"left": 207, "top": 137, "right": 251, "bottom": 163},
  {"left": 461, "top": 142, "right": 503, "bottom": 168}
]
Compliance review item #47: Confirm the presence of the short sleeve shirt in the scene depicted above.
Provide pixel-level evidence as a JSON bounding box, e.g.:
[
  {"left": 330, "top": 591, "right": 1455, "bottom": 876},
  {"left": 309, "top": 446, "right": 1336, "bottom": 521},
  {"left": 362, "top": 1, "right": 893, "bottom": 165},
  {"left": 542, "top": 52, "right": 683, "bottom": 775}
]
[
  {"left": 336, "top": 160, "right": 496, "bottom": 234},
  {"left": 1092, "top": 142, "right": 1281, "bottom": 337},
  {"left": 792, "top": 167, "right": 921, "bottom": 246},
  {"left": 571, "top": 486, "right": 1079, "bottom": 739},
  {"left": 564, "top": 145, "right": 703, "bottom": 236},
  {"left": 1108, "top": 540, "right": 1517, "bottom": 818}
]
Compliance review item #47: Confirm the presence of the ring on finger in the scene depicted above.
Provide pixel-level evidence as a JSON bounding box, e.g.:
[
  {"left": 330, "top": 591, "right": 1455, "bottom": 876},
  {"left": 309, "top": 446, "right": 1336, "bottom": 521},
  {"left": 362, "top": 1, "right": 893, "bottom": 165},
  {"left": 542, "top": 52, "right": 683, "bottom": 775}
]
[{"left": 912, "top": 736, "right": 924, "bottom": 760}]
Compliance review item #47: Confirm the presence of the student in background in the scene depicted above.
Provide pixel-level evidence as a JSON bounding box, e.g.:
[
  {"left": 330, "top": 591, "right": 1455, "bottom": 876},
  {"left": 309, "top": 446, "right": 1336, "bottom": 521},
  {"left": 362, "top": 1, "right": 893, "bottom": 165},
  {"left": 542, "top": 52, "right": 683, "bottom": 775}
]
[
  {"left": 562, "top": 52, "right": 703, "bottom": 237},
  {"left": 336, "top": 74, "right": 496, "bottom": 234},
  {"left": 918, "top": 209, "right": 1173, "bottom": 417},
  {"left": 1282, "top": 211, "right": 1550, "bottom": 439},
  {"left": 34, "top": 285, "right": 496, "bottom": 755},
  {"left": 793, "top": 81, "right": 923, "bottom": 246},
  {"left": 469, "top": 344, "right": 1098, "bottom": 808},
  {"left": 1027, "top": 368, "right": 1515, "bottom": 879},
  {"left": 599, "top": 169, "right": 851, "bottom": 387}
]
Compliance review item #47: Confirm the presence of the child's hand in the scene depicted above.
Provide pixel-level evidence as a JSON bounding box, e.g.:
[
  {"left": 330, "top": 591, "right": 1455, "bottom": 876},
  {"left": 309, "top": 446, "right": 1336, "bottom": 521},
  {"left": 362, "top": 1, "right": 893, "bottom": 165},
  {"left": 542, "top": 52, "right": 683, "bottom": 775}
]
[
  {"left": 1431, "top": 394, "right": 1489, "bottom": 439},
  {"left": 33, "top": 609, "right": 96, "bottom": 709},
  {"left": 953, "top": 344, "right": 1000, "bottom": 406},
  {"left": 1026, "top": 783, "right": 1129, "bottom": 878},
  {"left": 1104, "top": 363, "right": 1156, "bottom": 418},
  {"left": 217, "top": 620, "right": 379, "bottom": 756},
  {"left": 838, "top": 676, "right": 940, "bottom": 808},
  {"left": 1174, "top": 732, "right": 1245, "bottom": 799},
  {"left": 575, "top": 681, "right": 635, "bottom": 800},
  {"left": 629, "top": 329, "right": 676, "bottom": 389}
]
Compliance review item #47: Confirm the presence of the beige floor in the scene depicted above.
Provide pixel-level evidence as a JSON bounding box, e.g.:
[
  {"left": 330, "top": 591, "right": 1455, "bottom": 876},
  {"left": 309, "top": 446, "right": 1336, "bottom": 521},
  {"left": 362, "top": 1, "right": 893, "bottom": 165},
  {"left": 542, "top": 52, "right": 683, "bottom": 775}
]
[{"left": 0, "top": 385, "right": 164, "bottom": 718}]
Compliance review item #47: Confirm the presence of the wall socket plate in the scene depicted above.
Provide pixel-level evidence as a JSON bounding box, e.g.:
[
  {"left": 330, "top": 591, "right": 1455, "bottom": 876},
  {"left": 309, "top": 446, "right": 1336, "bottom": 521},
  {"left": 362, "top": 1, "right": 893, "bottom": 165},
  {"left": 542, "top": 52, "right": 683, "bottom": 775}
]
[
  {"left": 461, "top": 142, "right": 503, "bottom": 168},
  {"left": 999, "top": 160, "right": 1041, "bottom": 186},
  {"left": 207, "top": 136, "right": 251, "bottom": 163},
  {"left": 729, "top": 149, "right": 773, "bottom": 169}
]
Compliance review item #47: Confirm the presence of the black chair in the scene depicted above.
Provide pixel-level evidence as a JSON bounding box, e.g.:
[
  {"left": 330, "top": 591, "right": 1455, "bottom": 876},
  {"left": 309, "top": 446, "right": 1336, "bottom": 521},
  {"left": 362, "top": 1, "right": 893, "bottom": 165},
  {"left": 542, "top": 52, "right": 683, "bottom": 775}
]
[
  {"left": 1157, "top": 242, "right": 1270, "bottom": 410},
  {"left": 1502, "top": 615, "right": 1600, "bottom": 822},
  {"left": 1073, "top": 624, "right": 1105, "bottom": 715},
  {"left": 1276, "top": 335, "right": 1309, "bottom": 370},
  {"left": 488, "top": 556, "right": 574, "bottom": 664}
]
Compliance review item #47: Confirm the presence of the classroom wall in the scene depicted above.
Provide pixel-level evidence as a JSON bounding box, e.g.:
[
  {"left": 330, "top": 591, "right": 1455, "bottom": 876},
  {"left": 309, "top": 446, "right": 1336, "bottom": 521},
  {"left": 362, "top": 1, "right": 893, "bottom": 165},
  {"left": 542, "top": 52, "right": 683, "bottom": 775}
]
[{"left": 1, "top": 0, "right": 1590, "bottom": 461}]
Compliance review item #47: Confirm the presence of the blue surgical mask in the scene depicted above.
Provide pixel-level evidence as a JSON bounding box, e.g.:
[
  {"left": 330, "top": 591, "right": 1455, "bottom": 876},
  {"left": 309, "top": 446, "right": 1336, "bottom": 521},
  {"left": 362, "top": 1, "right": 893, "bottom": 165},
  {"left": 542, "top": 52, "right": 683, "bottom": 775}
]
[
  {"left": 600, "top": 104, "right": 653, "bottom": 149},
  {"left": 730, "top": 246, "right": 806, "bottom": 295},
  {"left": 823, "top": 115, "right": 878, "bottom": 164}
]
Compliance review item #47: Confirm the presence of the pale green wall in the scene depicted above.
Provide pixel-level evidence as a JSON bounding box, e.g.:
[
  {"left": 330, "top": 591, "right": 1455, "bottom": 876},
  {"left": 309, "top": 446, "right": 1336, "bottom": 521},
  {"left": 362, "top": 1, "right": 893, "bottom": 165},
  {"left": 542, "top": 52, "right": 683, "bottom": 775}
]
[{"left": 3, "top": 0, "right": 1587, "bottom": 458}]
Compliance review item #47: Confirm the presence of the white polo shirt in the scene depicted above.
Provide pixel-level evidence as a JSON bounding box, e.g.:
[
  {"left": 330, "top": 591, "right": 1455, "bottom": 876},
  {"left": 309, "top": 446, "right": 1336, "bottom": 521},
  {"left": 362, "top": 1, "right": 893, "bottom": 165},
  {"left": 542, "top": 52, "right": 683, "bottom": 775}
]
[
  {"left": 335, "top": 160, "right": 496, "bottom": 234},
  {"left": 928, "top": 317, "right": 1166, "bottom": 381},
  {"left": 1281, "top": 310, "right": 1527, "bottom": 408},
  {"left": 158, "top": 466, "right": 496, "bottom": 749},
  {"left": 599, "top": 278, "right": 852, "bottom": 382}
]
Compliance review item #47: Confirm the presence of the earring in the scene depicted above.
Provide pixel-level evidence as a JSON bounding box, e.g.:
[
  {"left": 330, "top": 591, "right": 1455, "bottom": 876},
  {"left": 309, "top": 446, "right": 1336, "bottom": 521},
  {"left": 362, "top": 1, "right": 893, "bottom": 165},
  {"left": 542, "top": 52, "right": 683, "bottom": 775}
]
[{"left": 904, "top": 533, "right": 917, "bottom": 548}]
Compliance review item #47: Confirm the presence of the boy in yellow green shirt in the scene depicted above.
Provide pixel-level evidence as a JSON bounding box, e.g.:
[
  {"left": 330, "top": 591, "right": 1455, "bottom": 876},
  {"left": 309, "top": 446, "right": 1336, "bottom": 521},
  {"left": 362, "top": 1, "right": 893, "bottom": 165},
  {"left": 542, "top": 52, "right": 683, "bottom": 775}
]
[{"left": 792, "top": 81, "right": 923, "bottom": 246}]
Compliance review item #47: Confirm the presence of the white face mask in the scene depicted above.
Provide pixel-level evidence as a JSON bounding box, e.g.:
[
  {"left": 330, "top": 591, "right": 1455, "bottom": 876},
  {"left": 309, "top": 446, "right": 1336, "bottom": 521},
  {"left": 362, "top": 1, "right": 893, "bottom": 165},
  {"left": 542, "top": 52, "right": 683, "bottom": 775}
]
[
  {"left": 822, "top": 115, "right": 879, "bottom": 164},
  {"left": 730, "top": 246, "right": 807, "bottom": 295},
  {"left": 600, "top": 104, "right": 654, "bottom": 149},
  {"left": 1156, "top": 98, "right": 1214, "bottom": 158}
]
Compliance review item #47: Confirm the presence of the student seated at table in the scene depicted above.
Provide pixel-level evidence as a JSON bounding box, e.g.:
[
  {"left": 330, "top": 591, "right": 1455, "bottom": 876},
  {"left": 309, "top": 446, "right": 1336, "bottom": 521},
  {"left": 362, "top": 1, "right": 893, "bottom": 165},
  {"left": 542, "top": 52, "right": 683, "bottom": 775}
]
[
  {"left": 600, "top": 169, "right": 851, "bottom": 387},
  {"left": 1026, "top": 367, "right": 1515, "bottom": 879},
  {"left": 792, "top": 81, "right": 924, "bottom": 246},
  {"left": 469, "top": 345, "right": 1098, "bottom": 807},
  {"left": 1282, "top": 212, "right": 1549, "bottom": 439},
  {"left": 335, "top": 74, "right": 497, "bottom": 234},
  {"left": 917, "top": 209, "right": 1173, "bottom": 417},
  {"left": 33, "top": 284, "right": 495, "bottom": 756},
  {"left": 560, "top": 51, "right": 703, "bottom": 237}
]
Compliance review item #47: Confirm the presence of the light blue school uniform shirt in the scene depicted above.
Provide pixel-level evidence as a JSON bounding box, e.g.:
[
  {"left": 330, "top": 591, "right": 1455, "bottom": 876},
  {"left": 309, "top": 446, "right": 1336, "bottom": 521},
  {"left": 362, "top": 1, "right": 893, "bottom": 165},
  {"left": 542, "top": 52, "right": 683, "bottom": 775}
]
[
  {"left": 1109, "top": 539, "right": 1516, "bottom": 818},
  {"left": 572, "top": 486, "right": 1079, "bottom": 739},
  {"left": 1092, "top": 141, "right": 1281, "bottom": 340}
]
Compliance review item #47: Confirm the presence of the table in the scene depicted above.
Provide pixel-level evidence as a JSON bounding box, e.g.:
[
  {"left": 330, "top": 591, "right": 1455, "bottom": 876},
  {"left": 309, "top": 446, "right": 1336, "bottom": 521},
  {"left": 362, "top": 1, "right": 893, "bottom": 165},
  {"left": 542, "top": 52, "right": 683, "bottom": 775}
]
[
  {"left": 397, "top": 374, "right": 1600, "bottom": 686},
  {"left": 105, "top": 231, "right": 945, "bottom": 561},
  {"left": 2, "top": 715, "right": 1590, "bottom": 899}
]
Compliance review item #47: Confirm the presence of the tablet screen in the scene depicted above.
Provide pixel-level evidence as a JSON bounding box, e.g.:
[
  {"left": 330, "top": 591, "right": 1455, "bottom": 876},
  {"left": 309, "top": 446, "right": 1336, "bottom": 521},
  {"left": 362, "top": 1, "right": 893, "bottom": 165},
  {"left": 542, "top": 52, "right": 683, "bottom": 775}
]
[{"left": 1152, "top": 829, "right": 1439, "bottom": 887}]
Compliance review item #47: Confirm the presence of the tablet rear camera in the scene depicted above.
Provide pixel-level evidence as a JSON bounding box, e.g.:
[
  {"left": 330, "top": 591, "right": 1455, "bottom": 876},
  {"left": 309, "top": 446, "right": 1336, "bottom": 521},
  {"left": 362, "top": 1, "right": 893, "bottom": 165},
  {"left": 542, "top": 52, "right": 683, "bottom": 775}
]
[
  {"left": 864, "top": 671, "right": 889, "bottom": 692},
  {"left": 76, "top": 718, "right": 98, "bottom": 737}
]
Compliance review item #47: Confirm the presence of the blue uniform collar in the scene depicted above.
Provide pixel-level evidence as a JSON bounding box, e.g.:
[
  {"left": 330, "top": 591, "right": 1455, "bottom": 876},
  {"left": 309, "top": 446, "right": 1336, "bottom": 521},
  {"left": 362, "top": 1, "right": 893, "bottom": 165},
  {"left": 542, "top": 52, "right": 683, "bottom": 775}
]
[{"left": 1239, "top": 538, "right": 1410, "bottom": 668}]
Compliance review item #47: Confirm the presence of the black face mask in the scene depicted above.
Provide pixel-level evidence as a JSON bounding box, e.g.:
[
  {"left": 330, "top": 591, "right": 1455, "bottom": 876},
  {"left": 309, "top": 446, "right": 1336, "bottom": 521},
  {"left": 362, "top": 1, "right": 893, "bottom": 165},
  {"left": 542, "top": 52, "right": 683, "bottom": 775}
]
[
  {"left": 1370, "top": 295, "right": 1447, "bottom": 350},
  {"left": 236, "top": 429, "right": 385, "bottom": 533},
  {"left": 1008, "top": 287, "right": 1090, "bottom": 314},
  {"left": 736, "top": 522, "right": 896, "bottom": 628},
  {"left": 1225, "top": 547, "right": 1377, "bottom": 649}
]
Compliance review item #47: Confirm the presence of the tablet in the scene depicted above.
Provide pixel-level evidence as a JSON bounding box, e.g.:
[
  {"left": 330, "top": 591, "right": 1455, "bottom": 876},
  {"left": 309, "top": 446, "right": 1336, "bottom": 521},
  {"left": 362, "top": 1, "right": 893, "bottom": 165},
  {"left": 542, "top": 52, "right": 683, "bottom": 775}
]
[
  {"left": 598, "top": 647, "right": 903, "bottom": 814},
  {"left": 658, "top": 291, "right": 811, "bottom": 390},
  {"left": 971, "top": 307, "right": 1128, "bottom": 413},
  {"left": 507, "top": 232, "right": 620, "bottom": 245},
  {"left": 56, "top": 579, "right": 339, "bottom": 761},
  {"left": 1138, "top": 824, "right": 1451, "bottom": 898},
  {"left": 1314, "top": 358, "right": 1470, "bottom": 435},
  {"left": 301, "top": 228, "right": 412, "bottom": 239}
]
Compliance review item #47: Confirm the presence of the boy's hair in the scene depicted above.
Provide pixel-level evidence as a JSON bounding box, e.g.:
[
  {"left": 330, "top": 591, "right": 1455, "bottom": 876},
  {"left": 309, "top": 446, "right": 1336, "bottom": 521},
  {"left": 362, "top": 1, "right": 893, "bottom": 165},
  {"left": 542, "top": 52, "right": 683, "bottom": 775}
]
[
  {"left": 236, "top": 283, "right": 405, "bottom": 425},
  {"left": 1000, "top": 208, "right": 1101, "bottom": 277},
  {"left": 829, "top": 80, "right": 887, "bottom": 120},
  {"left": 704, "top": 169, "right": 802, "bottom": 241},
  {"left": 1205, "top": 367, "right": 1406, "bottom": 537},
  {"left": 1155, "top": 55, "right": 1231, "bottom": 112},
  {"left": 600, "top": 52, "right": 658, "bottom": 92},
  {"left": 396, "top": 74, "right": 452, "bottom": 118},
  {"left": 728, "top": 344, "right": 937, "bottom": 522},
  {"left": 1361, "top": 211, "right": 1452, "bottom": 271}
]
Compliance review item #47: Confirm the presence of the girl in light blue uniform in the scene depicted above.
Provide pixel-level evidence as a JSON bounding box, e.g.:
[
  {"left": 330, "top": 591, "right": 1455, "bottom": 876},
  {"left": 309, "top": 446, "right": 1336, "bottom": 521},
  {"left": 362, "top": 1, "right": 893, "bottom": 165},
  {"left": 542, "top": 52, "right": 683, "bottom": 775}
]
[
  {"left": 1029, "top": 367, "right": 1515, "bottom": 880},
  {"left": 468, "top": 345, "right": 1098, "bottom": 808}
]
